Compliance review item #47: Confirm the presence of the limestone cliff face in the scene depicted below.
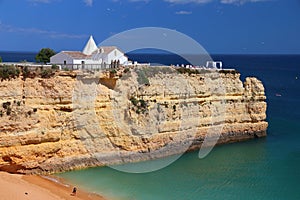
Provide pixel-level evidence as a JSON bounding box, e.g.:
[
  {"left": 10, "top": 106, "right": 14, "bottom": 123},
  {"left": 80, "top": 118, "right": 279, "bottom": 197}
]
[{"left": 0, "top": 67, "right": 268, "bottom": 174}]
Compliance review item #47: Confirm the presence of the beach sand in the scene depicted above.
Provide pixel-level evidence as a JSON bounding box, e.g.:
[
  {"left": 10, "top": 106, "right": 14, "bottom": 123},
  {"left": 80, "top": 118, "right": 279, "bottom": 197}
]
[{"left": 0, "top": 172, "right": 105, "bottom": 200}]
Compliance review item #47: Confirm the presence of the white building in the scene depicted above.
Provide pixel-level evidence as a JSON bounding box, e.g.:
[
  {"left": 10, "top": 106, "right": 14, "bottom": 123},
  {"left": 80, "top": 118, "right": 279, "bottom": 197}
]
[
  {"left": 206, "top": 61, "right": 223, "bottom": 69},
  {"left": 50, "top": 36, "right": 129, "bottom": 70}
]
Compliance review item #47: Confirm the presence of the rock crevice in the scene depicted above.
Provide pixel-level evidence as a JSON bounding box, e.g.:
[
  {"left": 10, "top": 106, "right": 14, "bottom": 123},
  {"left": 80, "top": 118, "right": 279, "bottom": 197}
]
[{"left": 0, "top": 68, "right": 268, "bottom": 174}]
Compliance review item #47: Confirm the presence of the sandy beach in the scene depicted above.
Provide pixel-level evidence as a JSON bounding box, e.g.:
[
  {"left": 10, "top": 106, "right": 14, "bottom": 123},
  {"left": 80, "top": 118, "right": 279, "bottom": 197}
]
[{"left": 0, "top": 172, "right": 105, "bottom": 200}]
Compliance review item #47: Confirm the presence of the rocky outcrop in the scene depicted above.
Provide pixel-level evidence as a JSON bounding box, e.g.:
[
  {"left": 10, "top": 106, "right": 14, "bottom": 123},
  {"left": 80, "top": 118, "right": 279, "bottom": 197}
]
[{"left": 0, "top": 67, "right": 268, "bottom": 174}]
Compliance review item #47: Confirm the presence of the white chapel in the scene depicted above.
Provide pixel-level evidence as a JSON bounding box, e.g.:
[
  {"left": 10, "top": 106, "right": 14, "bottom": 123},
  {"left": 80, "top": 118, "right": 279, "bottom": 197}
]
[{"left": 50, "top": 36, "right": 129, "bottom": 69}]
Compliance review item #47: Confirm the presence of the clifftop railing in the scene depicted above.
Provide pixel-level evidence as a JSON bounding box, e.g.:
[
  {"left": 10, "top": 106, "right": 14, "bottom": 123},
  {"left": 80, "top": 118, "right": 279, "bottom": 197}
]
[{"left": 57, "top": 63, "right": 119, "bottom": 71}]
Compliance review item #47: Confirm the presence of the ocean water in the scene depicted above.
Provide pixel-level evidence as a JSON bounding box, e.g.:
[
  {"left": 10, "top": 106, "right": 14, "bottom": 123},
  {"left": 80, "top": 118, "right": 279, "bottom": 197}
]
[
  {"left": 57, "top": 54, "right": 300, "bottom": 200},
  {"left": 0, "top": 51, "right": 36, "bottom": 62},
  {"left": 1, "top": 52, "right": 299, "bottom": 199}
]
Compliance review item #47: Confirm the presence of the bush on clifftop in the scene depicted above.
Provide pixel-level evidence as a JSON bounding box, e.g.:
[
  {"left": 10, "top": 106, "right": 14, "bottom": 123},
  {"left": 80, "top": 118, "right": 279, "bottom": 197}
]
[
  {"left": 40, "top": 68, "right": 54, "bottom": 78},
  {"left": 0, "top": 65, "right": 20, "bottom": 80}
]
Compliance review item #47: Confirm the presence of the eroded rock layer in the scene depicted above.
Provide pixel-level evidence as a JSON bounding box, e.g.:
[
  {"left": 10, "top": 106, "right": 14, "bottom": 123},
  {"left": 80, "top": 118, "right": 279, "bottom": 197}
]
[{"left": 0, "top": 67, "right": 267, "bottom": 174}]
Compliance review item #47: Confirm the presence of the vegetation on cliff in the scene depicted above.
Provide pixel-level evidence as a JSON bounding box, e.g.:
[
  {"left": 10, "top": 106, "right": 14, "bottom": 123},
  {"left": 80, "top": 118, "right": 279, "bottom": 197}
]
[
  {"left": 0, "top": 65, "right": 60, "bottom": 80},
  {"left": 130, "top": 96, "right": 148, "bottom": 114},
  {"left": 0, "top": 98, "right": 37, "bottom": 119},
  {"left": 0, "top": 65, "right": 20, "bottom": 80},
  {"left": 35, "top": 48, "right": 56, "bottom": 64},
  {"left": 0, "top": 66, "right": 267, "bottom": 174},
  {"left": 176, "top": 67, "right": 239, "bottom": 75}
]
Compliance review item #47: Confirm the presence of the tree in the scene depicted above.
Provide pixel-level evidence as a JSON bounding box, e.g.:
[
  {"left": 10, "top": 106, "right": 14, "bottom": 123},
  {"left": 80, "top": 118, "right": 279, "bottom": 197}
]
[
  {"left": 35, "top": 48, "right": 55, "bottom": 64},
  {"left": 0, "top": 56, "right": 2, "bottom": 63}
]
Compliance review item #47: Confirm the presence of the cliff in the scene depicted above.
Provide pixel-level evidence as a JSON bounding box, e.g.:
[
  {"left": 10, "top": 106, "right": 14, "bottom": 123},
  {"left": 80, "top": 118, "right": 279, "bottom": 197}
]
[{"left": 0, "top": 66, "right": 268, "bottom": 174}]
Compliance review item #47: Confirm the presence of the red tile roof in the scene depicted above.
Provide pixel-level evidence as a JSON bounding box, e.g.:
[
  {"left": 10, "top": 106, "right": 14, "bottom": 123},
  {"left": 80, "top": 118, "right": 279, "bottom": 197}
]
[
  {"left": 62, "top": 51, "right": 91, "bottom": 59},
  {"left": 61, "top": 46, "right": 123, "bottom": 60}
]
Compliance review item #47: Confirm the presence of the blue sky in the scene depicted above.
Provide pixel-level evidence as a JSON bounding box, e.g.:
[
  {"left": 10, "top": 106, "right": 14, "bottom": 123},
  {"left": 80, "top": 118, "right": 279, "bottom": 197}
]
[{"left": 0, "top": 0, "right": 299, "bottom": 54}]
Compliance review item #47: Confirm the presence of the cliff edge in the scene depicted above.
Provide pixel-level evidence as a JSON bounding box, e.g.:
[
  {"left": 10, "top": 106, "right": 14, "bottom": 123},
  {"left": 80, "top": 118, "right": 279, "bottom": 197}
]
[{"left": 0, "top": 66, "right": 268, "bottom": 174}]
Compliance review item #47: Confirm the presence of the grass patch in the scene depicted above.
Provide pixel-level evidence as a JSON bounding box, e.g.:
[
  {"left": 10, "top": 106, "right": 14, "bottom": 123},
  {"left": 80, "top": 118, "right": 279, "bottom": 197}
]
[{"left": 137, "top": 69, "right": 150, "bottom": 86}]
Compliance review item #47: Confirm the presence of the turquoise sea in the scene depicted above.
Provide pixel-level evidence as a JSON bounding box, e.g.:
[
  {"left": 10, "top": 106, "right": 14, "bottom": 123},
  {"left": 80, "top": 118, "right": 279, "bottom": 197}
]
[
  {"left": 56, "top": 55, "right": 300, "bottom": 200},
  {"left": 1, "top": 53, "right": 299, "bottom": 199}
]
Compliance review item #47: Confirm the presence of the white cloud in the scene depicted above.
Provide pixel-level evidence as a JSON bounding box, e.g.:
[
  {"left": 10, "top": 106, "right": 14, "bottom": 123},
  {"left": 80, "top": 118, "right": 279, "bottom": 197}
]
[
  {"left": 220, "top": 0, "right": 269, "bottom": 5},
  {"left": 175, "top": 10, "right": 193, "bottom": 15},
  {"left": 128, "top": 0, "right": 150, "bottom": 2},
  {"left": 29, "top": 0, "right": 272, "bottom": 5},
  {"left": 83, "top": 0, "right": 93, "bottom": 6},
  {"left": 135, "top": 0, "right": 270, "bottom": 5},
  {"left": 164, "top": 0, "right": 212, "bottom": 4},
  {"left": 0, "top": 22, "right": 88, "bottom": 39},
  {"left": 28, "top": 0, "right": 53, "bottom": 3},
  {"left": 29, "top": 0, "right": 94, "bottom": 6}
]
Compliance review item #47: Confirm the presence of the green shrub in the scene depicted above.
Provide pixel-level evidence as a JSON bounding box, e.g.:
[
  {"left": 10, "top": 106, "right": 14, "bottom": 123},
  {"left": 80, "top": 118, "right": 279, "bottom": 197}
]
[
  {"left": 51, "top": 64, "right": 59, "bottom": 70},
  {"left": 139, "top": 99, "right": 147, "bottom": 109},
  {"left": 22, "top": 66, "right": 30, "bottom": 79},
  {"left": 6, "top": 107, "right": 11, "bottom": 115},
  {"left": 219, "top": 69, "right": 239, "bottom": 75},
  {"left": 124, "top": 68, "right": 130, "bottom": 73},
  {"left": 2, "top": 102, "right": 11, "bottom": 109},
  {"left": 176, "top": 67, "right": 213, "bottom": 75},
  {"left": 110, "top": 69, "right": 117, "bottom": 74},
  {"left": 137, "top": 70, "right": 150, "bottom": 86},
  {"left": 40, "top": 69, "right": 54, "bottom": 78},
  {"left": 139, "top": 67, "right": 173, "bottom": 78},
  {"left": 130, "top": 97, "right": 148, "bottom": 114},
  {"left": 0, "top": 65, "right": 20, "bottom": 80},
  {"left": 176, "top": 67, "right": 190, "bottom": 74},
  {"left": 176, "top": 67, "right": 199, "bottom": 75},
  {"left": 130, "top": 97, "right": 139, "bottom": 106},
  {"left": 16, "top": 68, "right": 20, "bottom": 76},
  {"left": 0, "top": 56, "right": 2, "bottom": 63}
]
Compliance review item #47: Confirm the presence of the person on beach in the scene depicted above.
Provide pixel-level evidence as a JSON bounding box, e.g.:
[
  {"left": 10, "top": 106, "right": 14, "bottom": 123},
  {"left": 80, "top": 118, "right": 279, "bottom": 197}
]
[{"left": 71, "top": 187, "right": 77, "bottom": 196}]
